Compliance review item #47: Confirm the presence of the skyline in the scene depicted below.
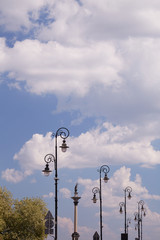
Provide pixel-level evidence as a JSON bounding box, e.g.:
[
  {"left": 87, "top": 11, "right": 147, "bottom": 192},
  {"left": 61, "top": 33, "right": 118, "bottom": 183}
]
[{"left": 1, "top": 0, "right": 160, "bottom": 239}]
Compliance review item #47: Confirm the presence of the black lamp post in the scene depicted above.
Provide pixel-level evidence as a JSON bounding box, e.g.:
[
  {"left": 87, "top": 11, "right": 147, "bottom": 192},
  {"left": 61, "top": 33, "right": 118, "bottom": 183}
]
[
  {"left": 134, "top": 200, "right": 146, "bottom": 240},
  {"left": 92, "top": 165, "right": 110, "bottom": 240},
  {"left": 42, "top": 127, "right": 69, "bottom": 240},
  {"left": 119, "top": 186, "right": 132, "bottom": 235}
]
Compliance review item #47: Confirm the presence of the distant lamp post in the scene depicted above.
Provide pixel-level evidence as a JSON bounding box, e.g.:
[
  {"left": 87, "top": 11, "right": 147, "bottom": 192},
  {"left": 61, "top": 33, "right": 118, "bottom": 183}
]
[
  {"left": 42, "top": 127, "right": 69, "bottom": 240},
  {"left": 92, "top": 165, "right": 110, "bottom": 240},
  {"left": 134, "top": 200, "right": 146, "bottom": 240},
  {"left": 119, "top": 186, "right": 132, "bottom": 237}
]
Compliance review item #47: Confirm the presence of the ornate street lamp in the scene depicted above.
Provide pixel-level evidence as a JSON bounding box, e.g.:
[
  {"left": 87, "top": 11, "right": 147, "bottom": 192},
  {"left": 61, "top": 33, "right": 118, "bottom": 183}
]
[
  {"left": 42, "top": 127, "right": 69, "bottom": 240},
  {"left": 119, "top": 186, "right": 132, "bottom": 235},
  {"left": 134, "top": 200, "right": 146, "bottom": 240},
  {"left": 92, "top": 165, "right": 110, "bottom": 240}
]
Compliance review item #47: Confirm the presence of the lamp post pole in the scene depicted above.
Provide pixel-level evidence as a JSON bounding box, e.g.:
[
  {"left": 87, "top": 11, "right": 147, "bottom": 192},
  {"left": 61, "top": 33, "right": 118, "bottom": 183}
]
[
  {"left": 42, "top": 127, "right": 69, "bottom": 240},
  {"left": 119, "top": 186, "right": 132, "bottom": 234},
  {"left": 92, "top": 165, "right": 110, "bottom": 240}
]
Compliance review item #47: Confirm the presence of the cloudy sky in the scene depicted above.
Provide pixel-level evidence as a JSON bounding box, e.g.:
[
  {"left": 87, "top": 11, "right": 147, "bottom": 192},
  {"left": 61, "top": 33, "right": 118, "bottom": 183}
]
[{"left": 1, "top": 0, "right": 160, "bottom": 239}]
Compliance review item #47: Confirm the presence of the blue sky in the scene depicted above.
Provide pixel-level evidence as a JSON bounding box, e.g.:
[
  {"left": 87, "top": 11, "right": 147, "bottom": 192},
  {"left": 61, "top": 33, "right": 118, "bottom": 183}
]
[{"left": 1, "top": 0, "right": 160, "bottom": 239}]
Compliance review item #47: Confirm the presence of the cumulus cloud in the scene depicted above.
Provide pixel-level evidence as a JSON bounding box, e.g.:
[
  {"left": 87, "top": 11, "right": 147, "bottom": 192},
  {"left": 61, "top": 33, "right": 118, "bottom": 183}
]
[
  {"left": 60, "top": 188, "right": 71, "bottom": 198},
  {"left": 13, "top": 132, "right": 54, "bottom": 171},
  {"left": 0, "top": 38, "right": 123, "bottom": 97},
  {"left": 1, "top": 168, "right": 29, "bottom": 183},
  {"left": 67, "top": 122, "right": 160, "bottom": 168},
  {"left": 1, "top": 1, "right": 160, "bottom": 129},
  {"left": 42, "top": 192, "right": 54, "bottom": 198},
  {"left": 1, "top": 35, "right": 160, "bottom": 129},
  {"left": 37, "top": 0, "right": 160, "bottom": 43},
  {"left": 0, "top": 0, "right": 47, "bottom": 31},
  {"left": 2, "top": 121, "right": 160, "bottom": 183}
]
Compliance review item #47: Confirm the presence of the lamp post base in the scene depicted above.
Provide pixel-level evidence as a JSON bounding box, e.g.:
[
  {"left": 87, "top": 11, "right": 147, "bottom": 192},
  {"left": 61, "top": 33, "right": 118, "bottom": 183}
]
[
  {"left": 121, "top": 233, "right": 128, "bottom": 240},
  {"left": 72, "top": 232, "right": 80, "bottom": 240}
]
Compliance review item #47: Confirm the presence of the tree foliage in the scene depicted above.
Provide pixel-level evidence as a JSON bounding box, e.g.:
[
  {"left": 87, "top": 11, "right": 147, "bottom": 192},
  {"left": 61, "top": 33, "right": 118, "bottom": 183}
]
[{"left": 0, "top": 187, "right": 48, "bottom": 240}]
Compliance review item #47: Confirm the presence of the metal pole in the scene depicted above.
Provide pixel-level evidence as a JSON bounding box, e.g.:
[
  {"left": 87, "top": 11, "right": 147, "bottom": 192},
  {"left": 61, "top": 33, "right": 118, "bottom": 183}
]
[
  {"left": 124, "top": 190, "right": 127, "bottom": 234},
  {"left": 138, "top": 204, "right": 140, "bottom": 240},
  {"left": 140, "top": 208, "right": 142, "bottom": 240},
  {"left": 99, "top": 170, "right": 102, "bottom": 240},
  {"left": 55, "top": 132, "right": 58, "bottom": 240}
]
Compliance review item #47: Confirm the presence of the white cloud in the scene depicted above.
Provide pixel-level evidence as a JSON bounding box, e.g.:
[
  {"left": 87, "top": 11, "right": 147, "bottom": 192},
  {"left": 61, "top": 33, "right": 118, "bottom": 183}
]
[
  {"left": 2, "top": 121, "right": 160, "bottom": 183},
  {"left": 66, "top": 122, "right": 160, "bottom": 168},
  {"left": 42, "top": 192, "right": 54, "bottom": 198},
  {"left": 37, "top": 0, "right": 160, "bottom": 43},
  {"left": 1, "top": 168, "right": 25, "bottom": 183},
  {"left": 0, "top": 38, "right": 123, "bottom": 98},
  {"left": 0, "top": 0, "right": 47, "bottom": 31},
  {"left": 1, "top": 2, "right": 160, "bottom": 129},
  {"left": 60, "top": 188, "right": 71, "bottom": 198},
  {"left": 58, "top": 216, "right": 73, "bottom": 235},
  {"left": 13, "top": 132, "right": 54, "bottom": 171},
  {"left": 1, "top": 0, "right": 160, "bottom": 40},
  {"left": 1, "top": 36, "right": 160, "bottom": 129}
]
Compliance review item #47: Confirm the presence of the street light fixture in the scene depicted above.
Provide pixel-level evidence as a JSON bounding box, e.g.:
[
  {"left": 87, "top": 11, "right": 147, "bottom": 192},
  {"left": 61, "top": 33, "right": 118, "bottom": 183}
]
[
  {"left": 42, "top": 154, "right": 55, "bottom": 176},
  {"left": 134, "top": 200, "right": 146, "bottom": 240},
  {"left": 119, "top": 186, "right": 132, "bottom": 235},
  {"left": 126, "top": 218, "right": 131, "bottom": 234},
  {"left": 92, "top": 187, "right": 100, "bottom": 204},
  {"left": 92, "top": 165, "right": 110, "bottom": 240},
  {"left": 42, "top": 127, "right": 69, "bottom": 240}
]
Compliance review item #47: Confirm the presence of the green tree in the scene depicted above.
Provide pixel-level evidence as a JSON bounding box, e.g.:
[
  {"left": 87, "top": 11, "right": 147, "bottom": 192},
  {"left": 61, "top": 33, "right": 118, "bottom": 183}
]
[
  {"left": 0, "top": 187, "right": 13, "bottom": 237},
  {"left": 0, "top": 187, "right": 48, "bottom": 240}
]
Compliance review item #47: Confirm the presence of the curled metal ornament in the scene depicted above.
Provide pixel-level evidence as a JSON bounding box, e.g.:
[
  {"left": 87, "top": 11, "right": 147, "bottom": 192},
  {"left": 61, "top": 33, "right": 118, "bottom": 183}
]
[
  {"left": 44, "top": 154, "right": 55, "bottom": 163},
  {"left": 99, "top": 165, "right": 110, "bottom": 174},
  {"left": 138, "top": 200, "right": 144, "bottom": 206},
  {"left": 119, "top": 202, "right": 125, "bottom": 208},
  {"left": 124, "top": 186, "right": 132, "bottom": 193},
  {"left": 92, "top": 187, "right": 100, "bottom": 194},
  {"left": 52, "top": 127, "right": 70, "bottom": 140}
]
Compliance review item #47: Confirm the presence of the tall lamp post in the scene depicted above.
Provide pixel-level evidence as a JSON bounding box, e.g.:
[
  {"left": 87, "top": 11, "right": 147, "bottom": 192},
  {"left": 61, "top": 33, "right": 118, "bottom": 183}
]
[
  {"left": 42, "top": 127, "right": 69, "bottom": 240},
  {"left": 92, "top": 165, "right": 110, "bottom": 240},
  {"left": 119, "top": 186, "right": 132, "bottom": 238},
  {"left": 134, "top": 200, "right": 146, "bottom": 240}
]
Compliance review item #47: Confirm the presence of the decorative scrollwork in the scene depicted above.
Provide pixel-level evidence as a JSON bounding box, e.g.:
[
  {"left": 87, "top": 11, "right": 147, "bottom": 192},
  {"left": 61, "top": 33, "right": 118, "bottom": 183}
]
[
  {"left": 138, "top": 200, "right": 144, "bottom": 206},
  {"left": 99, "top": 165, "right": 110, "bottom": 174},
  {"left": 92, "top": 187, "right": 100, "bottom": 195},
  {"left": 124, "top": 186, "right": 132, "bottom": 193},
  {"left": 44, "top": 154, "right": 55, "bottom": 163},
  {"left": 119, "top": 202, "right": 125, "bottom": 208},
  {"left": 52, "top": 127, "right": 70, "bottom": 140}
]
